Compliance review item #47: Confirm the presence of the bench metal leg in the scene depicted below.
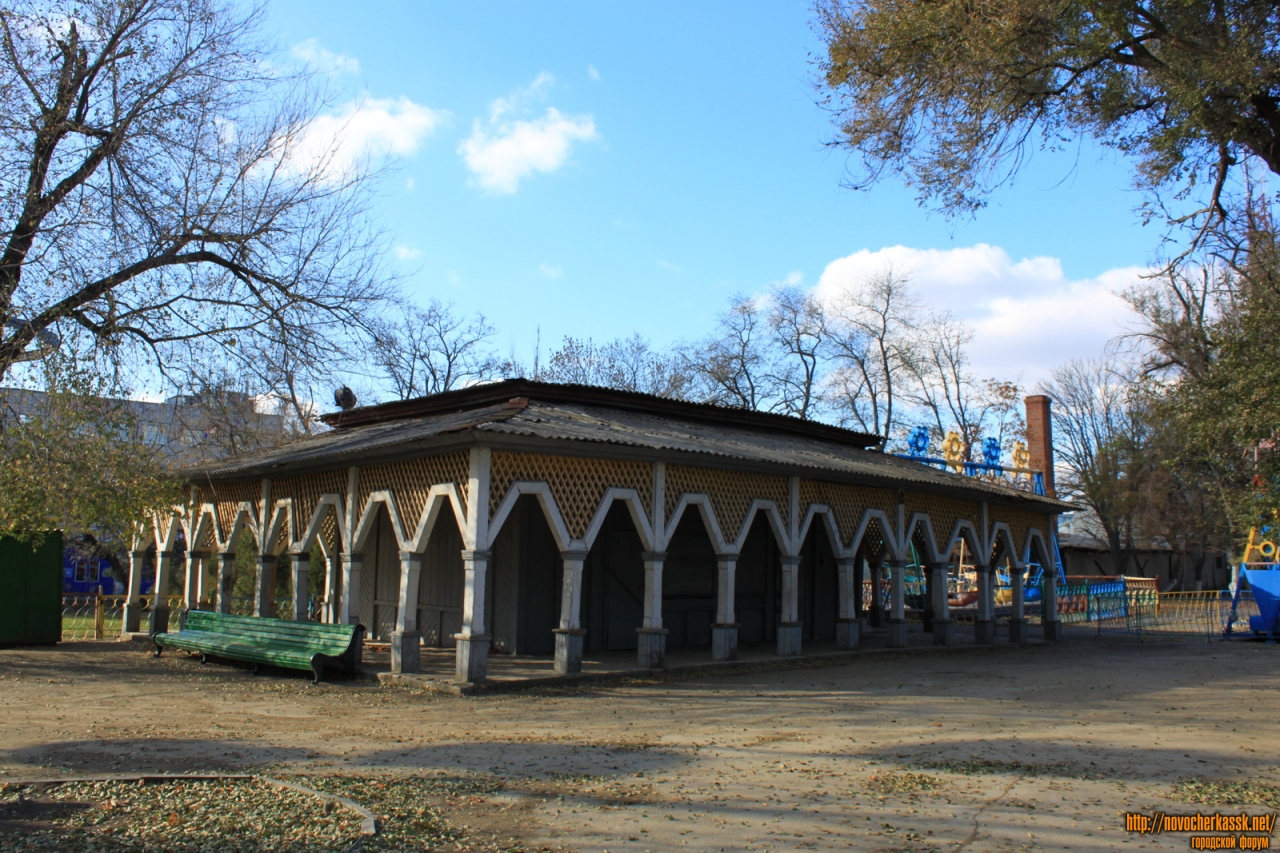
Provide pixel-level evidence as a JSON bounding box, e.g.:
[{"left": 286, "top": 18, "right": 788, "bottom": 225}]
[
  {"left": 200, "top": 654, "right": 207, "bottom": 665},
  {"left": 311, "top": 659, "right": 324, "bottom": 685},
  {"left": 251, "top": 664, "right": 259, "bottom": 676}
]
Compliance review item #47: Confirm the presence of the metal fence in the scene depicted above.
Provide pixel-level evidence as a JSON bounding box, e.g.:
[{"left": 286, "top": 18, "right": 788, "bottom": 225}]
[
  {"left": 60, "top": 593, "right": 331, "bottom": 640},
  {"left": 1071, "top": 587, "right": 1256, "bottom": 641},
  {"left": 60, "top": 591, "right": 126, "bottom": 641}
]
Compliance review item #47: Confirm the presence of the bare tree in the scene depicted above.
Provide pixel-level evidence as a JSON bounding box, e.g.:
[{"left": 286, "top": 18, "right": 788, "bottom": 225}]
[
  {"left": 542, "top": 337, "right": 605, "bottom": 387},
  {"left": 540, "top": 333, "right": 690, "bottom": 398},
  {"left": 1040, "top": 357, "right": 1145, "bottom": 575},
  {"left": 766, "top": 285, "right": 826, "bottom": 420},
  {"left": 824, "top": 267, "right": 920, "bottom": 441},
  {"left": 0, "top": 0, "right": 391, "bottom": 385},
  {"left": 371, "top": 300, "right": 498, "bottom": 400},
  {"left": 905, "top": 313, "right": 992, "bottom": 460},
  {"left": 680, "top": 296, "right": 776, "bottom": 409},
  {"left": 163, "top": 362, "right": 296, "bottom": 460}
]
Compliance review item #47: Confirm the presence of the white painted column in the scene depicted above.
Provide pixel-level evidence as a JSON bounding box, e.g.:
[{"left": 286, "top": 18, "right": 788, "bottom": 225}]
[
  {"left": 1042, "top": 551, "right": 1061, "bottom": 641},
  {"left": 928, "top": 561, "right": 954, "bottom": 646},
  {"left": 149, "top": 550, "right": 176, "bottom": 634},
  {"left": 456, "top": 549, "right": 491, "bottom": 682},
  {"left": 323, "top": 553, "right": 339, "bottom": 623},
  {"left": 216, "top": 552, "right": 235, "bottom": 614},
  {"left": 777, "top": 554, "right": 802, "bottom": 656},
  {"left": 339, "top": 553, "right": 363, "bottom": 625},
  {"left": 835, "top": 556, "right": 861, "bottom": 649},
  {"left": 290, "top": 552, "right": 311, "bottom": 622},
  {"left": 182, "top": 551, "right": 200, "bottom": 614},
  {"left": 1009, "top": 560, "right": 1027, "bottom": 643},
  {"left": 886, "top": 558, "right": 908, "bottom": 648},
  {"left": 712, "top": 554, "right": 739, "bottom": 660},
  {"left": 974, "top": 563, "right": 995, "bottom": 644},
  {"left": 637, "top": 551, "right": 667, "bottom": 668},
  {"left": 452, "top": 447, "right": 492, "bottom": 683},
  {"left": 554, "top": 550, "right": 588, "bottom": 674},
  {"left": 253, "top": 554, "right": 277, "bottom": 618},
  {"left": 391, "top": 551, "right": 422, "bottom": 673},
  {"left": 122, "top": 548, "right": 147, "bottom": 634}
]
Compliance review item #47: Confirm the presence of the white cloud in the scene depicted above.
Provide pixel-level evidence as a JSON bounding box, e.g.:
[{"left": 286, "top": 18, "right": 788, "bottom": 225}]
[
  {"left": 459, "top": 74, "right": 599, "bottom": 194},
  {"left": 814, "top": 244, "right": 1146, "bottom": 386},
  {"left": 292, "top": 95, "right": 448, "bottom": 179},
  {"left": 394, "top": 246, "right": 422, "bottom": 260},
  {"left": 588, "top": 64, "right": 601, "bottom": 82},
  {"left": 657, "top": 260, "right": 681, "bottom": 274},
  {"left": 290, "top": 39, "right": 359, "bottom": 75},
  {"left": 538, "top": 264, "right": 563, "bottom": 279}
]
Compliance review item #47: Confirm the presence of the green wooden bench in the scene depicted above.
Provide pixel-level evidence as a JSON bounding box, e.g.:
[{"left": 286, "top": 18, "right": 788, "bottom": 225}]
[{"left": 153, "top": 611, "right": 365, "bottom": 684}]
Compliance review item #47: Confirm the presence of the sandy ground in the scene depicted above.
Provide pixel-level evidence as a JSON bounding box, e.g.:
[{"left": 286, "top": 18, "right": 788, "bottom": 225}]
[{"left": 1, "top": 631, "right": 1278, "bottom": 852}]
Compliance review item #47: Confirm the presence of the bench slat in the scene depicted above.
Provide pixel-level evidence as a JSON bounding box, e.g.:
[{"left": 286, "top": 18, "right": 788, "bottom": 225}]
[{"left": 154, "top": 612, "right": 364, "bottom": 683}]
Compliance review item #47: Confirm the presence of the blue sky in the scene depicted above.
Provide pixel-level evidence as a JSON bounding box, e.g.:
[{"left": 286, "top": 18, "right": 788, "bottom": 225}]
[{"left": 268, "top": 0, "right": 1156, "bottom": 386}]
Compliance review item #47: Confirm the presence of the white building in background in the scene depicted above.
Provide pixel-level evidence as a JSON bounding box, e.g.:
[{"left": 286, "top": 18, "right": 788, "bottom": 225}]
[{"left": 0, "top": 387, "right": 290, "bottom": 465}]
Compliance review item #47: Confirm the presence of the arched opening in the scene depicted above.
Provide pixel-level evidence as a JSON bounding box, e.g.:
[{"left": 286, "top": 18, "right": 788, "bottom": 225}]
[
  {"left": 661, "top": 507, "right": 717, "bottom": 649},
  {"left": 1026, "top": 533, "right": 1057, "bottom": 613},
  {"left": 582, "top": 501, "right": 646, "bottom": 652},
  {"left": 948, "top": 527, "right": 983, "bottom": 612},
  {"left": 489, "top": 494, "right": 560, "bottom": 655},
  {"left": 736, "top": 513, "right": 782, "bottom": 646},
  {"left": 416, "top": 507, "right": 466, "bottom": 647},
  {"left": 857, "top": 518, "right": 890, "bottom": 624},
  {"left": 798, "top": 522, "right": 839, "bottom": 641},
  {"left": 312, "top": 509, "right": 343, "bottom": 622},
  {"left": 907, "top": 528, "right": 931, "bottom": 623},
  {"left": 228, "top": 528, "right": 259, "bottom": 615},
  {"left": 360, "top": 503, "right": 401, "bottom": 641}
]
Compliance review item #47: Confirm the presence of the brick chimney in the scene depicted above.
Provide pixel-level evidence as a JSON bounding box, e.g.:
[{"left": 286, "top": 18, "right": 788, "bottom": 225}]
[{"left": 1024, "top": 394, "right": 1055, "bottom": 497}]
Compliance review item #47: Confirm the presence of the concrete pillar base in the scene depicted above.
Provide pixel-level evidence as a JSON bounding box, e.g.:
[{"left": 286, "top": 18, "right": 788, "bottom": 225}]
[
  {"left": 835, "top": 617, "right": 862, "bottom": 650},
  {"left": 148, "top": 605, "right": 171, "bottom": 636},
  {"left": 454, "top": 634, "right": 490, "bottom": 683},
  {"left": 122, "top": 603, "right": 143, "bottom": 634},
  {"left": 776, "top": 622, "right": 803, "bottom": 656},
  {"left": 711, "top": 623, "right": 739, "bottom": 661},
  {"left": 390, "top": 631, "right": 421, "bottom": 673},
  {"left": 1043, "top": 620, "right": 1063, "bottom": 641},
  {"left": 932, "top": 618, "right": 955, "bottom": 646},
  {"left": 868, "top": 607, "right": 883, "bottom": 629},
  {"left": 553, "top": 628, "right": 585, "bottom": 675},
  {"left": 974, "top": 619, "right": 996, "bottom": 645},
  {"left": 1007, "top": 618, "right": 1026, "bottom": 644},
  {"left": 886, "top": 617, "right": 908, "bottom": 648},
  {"left": 636, "top": 628, "right": 668, "bottom": 669}
]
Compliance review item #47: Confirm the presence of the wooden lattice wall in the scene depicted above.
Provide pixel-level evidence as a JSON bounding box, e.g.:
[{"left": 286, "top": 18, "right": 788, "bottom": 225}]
[
  {"left": 206, "top": 480, "right": 261, "bottom": 539},
  {"left": 664, "top": 465, "right": 789, "bottom": 542},
  {"left": 992, "top": 507, "right": 1052, "bottom": 559},
  {"left": 799, "top": 479, "right": 895, "bottom": 550},
  {"left": 489, "top": 451, "right": 651, "bottom": 540},
  {"left": 904, "top": 491, "right": 981, "bottom": 555},
  {"left": 189, "top": 450, "right": 1052, "bottom": 563},
  {"left": 360, "top": 452, "right": 470, "bottom": 531}
]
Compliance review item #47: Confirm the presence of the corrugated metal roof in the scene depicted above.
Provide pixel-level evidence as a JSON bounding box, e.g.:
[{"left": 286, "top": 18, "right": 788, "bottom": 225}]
[{"left": 191, "top": 394, "right": 1068, "bottom": 512}]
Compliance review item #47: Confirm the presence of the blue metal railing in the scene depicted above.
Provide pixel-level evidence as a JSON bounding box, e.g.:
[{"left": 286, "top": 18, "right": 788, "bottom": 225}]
[{"left": 893, "top": 454, "right": 1046, "bottom": 496}]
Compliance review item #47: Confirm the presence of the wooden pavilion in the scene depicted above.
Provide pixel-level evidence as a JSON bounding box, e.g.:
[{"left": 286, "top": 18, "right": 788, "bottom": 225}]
[{"left": 121, "top": 380, "right": 1069, "bottom": 683}]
